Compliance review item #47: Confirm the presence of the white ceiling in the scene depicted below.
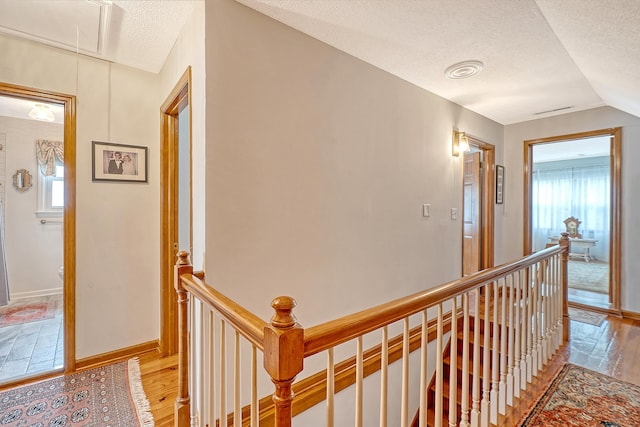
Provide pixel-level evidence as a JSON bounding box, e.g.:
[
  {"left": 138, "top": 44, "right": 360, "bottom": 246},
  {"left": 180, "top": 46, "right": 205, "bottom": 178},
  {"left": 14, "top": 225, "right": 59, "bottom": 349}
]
[
  {"left": 0, "top": 0, "right": 638, "bottom": 125},
  {"left": 235, "top": 0, "right": 640, "bottom": 125}
]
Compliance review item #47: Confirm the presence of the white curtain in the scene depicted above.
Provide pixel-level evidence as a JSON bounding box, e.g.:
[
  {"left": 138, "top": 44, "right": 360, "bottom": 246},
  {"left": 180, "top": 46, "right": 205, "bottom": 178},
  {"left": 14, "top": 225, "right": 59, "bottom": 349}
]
[
  {"left": 532, "top": 161, "right": 610, "bottom": 261},
  {"left": 0, "top": 200, "right": 8, "bottom": 306}
]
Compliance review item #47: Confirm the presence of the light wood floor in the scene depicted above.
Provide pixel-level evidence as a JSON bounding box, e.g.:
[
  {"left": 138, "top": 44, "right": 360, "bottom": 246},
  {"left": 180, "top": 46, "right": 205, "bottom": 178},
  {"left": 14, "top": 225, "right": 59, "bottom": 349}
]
[{"left": 139, "top": 313, "right": 640, "bottom": 426}]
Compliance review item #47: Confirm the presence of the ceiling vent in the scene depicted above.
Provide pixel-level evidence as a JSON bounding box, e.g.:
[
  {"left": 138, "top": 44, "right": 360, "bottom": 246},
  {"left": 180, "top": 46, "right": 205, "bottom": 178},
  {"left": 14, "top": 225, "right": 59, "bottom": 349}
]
[{"left": 444, "top": 60, "right": 484, "bottom": 79}]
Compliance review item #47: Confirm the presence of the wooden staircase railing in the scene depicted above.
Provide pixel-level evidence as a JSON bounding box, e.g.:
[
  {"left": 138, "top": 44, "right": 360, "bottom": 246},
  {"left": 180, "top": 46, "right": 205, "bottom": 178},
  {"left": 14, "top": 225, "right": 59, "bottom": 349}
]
[{"left": 174, "top": 233, "right": 570, "bottom": 426}]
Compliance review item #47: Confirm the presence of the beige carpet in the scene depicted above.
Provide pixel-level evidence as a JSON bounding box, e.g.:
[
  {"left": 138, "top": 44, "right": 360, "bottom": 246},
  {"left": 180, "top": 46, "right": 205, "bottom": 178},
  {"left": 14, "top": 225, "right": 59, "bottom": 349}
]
[{"left": 568, "top": 260, "right": 608, "bottom": 294}]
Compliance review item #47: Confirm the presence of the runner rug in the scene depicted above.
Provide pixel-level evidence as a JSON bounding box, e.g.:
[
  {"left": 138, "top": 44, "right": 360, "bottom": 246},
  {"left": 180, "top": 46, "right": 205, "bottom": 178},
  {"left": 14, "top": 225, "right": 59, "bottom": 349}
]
[
  {"left": 0, "top": 358, "right": 154, "bottom": 426},
  {"left": 518, "top": 363, "right": 640, "bottom": 426}
]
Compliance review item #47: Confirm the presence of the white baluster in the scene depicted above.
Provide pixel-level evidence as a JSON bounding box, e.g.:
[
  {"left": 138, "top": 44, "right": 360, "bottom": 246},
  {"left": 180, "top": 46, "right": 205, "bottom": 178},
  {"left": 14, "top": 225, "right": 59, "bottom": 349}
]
[
  {"left": 219, "top": 319, "right": 227, "bottom": 427},
  {"left": 449, "top": 297, "right": 458, "bottom": 427},
  {"left": 251, "top": 345, "right": 258, "bottom": 427},
  {"left": 481, "top": 285, "right": 490, "bottom": 427},
  {"left": 436, "top": 304, "right": 444, "bottom": 427},
  {"left": 234, "top": 331, "right": 241, "bottom": 426},
  {"left": 402, "top": 318, "right": 410, "bottom": 427},
  {"left": 327, "top": 348, "right": 335, "bottom": 427},
  {"left": 490, "top": 282, "right": 499, "bottom": 425},
  {"left": 356, "top": 337, "right": 363, "bottom": 427},
  {"left": 419, "top": 316, "right": 427, "bottom": 427},
  {"left": 460, "top": 294, "right": 471, "bottom": 427},
  {"left": 513, "top": 272, "right": 522, "bottom": 398},
  {"left": 470, "top": 289, "right": 481, "bottom": 427},
  {"left": 499, "top": 278, "right": 507, "bottom": 415},
  {"left": 506, "top": 274, "right": 515, "bottom": 407}
]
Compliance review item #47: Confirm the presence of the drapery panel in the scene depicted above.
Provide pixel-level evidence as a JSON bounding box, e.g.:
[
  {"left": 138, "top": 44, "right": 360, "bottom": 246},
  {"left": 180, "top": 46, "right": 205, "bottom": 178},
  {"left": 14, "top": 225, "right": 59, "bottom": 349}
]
[
  {"left": 35, "top": 139, "right": 64, "bottom": 176},
  {"left": 532, "top": 162, "right": 610, "bottom": 261}
]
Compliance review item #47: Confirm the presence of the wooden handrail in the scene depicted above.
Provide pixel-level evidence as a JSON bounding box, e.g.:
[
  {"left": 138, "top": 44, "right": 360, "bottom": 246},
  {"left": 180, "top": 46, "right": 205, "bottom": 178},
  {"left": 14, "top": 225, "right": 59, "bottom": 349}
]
[
  {"left": 304, "top": 244, "right": 566, "bottom": 357},
  {"left": 180, "top": 273, "right": 268, "bottom": 350},
  {"left": 176, "top": 233, "right": 570, "bottom": 426}
]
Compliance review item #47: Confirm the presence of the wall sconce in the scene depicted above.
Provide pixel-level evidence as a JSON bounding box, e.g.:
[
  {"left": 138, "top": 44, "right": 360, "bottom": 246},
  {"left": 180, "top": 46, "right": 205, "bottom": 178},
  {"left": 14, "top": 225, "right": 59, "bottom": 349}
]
[{"left": 452, "top": 130, "right": 470, "bottom": 157}]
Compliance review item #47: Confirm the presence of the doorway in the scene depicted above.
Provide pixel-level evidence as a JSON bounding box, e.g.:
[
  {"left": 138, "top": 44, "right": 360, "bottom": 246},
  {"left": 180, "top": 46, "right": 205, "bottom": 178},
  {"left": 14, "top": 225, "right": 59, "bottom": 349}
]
[
  {"left": 0, "top": 82, "right": 76, "bottom": 384},
  {"left": 523, "top": 128, "right": 621, "bottom": 313},
  {"left": 461, "top": 135, "right": 495, "bottom": 275},
  {"left": 160, "top": 67, "right": 192, "bottom": 356}
]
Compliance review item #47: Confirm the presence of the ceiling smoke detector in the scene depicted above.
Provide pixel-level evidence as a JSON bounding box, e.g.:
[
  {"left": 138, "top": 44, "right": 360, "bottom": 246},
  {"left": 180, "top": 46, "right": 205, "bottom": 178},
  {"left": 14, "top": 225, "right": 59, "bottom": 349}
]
[{"left": 444, "top": 60, "right": 484, "bottom": 79}]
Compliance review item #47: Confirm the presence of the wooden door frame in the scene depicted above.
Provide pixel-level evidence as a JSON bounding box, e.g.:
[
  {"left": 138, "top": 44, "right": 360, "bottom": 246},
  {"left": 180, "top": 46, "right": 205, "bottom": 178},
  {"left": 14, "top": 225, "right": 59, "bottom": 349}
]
[
  {"left": 462, "top": 135, "right": 496, "bottom": 272},
  {"left": 160, "top": 67, "right": 192, "bottom": 356},
  {"left": 0, "top": 82, "right": 77, "bottom": 373},
  {"left": 523, "top": 128, "right": 622, "bottom": 313}
]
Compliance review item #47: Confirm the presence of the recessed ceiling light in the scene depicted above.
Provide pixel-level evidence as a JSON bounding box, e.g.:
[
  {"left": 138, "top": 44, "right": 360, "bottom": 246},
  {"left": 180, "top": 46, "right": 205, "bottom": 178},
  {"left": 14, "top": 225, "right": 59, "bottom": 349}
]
[{"left": 444, "top": 60, "right": 484, "bottom": 79}]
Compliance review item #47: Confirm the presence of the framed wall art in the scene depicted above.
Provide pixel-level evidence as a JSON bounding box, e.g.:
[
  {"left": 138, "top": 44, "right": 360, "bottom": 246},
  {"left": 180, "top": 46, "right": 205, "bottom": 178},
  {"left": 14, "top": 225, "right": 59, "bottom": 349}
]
[
  {"left": 92, "top": 141, "right": 148, "bottom": 182},
  {"left": 496, "top": 164, "right": 504, "bottom": 204}
]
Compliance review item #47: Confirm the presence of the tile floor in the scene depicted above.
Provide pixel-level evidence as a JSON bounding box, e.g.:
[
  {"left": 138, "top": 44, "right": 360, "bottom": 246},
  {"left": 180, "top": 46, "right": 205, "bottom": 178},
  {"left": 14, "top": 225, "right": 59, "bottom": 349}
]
[{"left": 0, "top": 294, "right": 64, "bottom": 383}]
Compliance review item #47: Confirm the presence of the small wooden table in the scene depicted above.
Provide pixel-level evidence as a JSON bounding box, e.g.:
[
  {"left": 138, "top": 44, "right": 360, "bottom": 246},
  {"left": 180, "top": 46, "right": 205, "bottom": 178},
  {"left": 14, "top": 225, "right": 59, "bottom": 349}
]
[{"left": 548, "top": 236, "right": 598, "bottom": 262}]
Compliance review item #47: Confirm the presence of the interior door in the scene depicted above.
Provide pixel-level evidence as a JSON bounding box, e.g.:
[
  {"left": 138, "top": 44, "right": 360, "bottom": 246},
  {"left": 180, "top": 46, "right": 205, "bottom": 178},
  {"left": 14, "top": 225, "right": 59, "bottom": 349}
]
[{"left": 463, "top": 151, "right": 481, "bottom": 276}]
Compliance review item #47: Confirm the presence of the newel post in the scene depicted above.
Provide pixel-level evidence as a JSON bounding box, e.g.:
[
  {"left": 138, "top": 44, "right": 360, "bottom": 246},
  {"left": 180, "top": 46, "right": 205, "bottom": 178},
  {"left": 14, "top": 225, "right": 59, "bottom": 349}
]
[
  {"left": 559, "top": 232, "right": 570, "bottom": 343},
  {"left": 174, "top": 251, "right": 192, "bottom": 427},
  {"left": 264, "top": 296, "right": 304, "bottom": 427}
]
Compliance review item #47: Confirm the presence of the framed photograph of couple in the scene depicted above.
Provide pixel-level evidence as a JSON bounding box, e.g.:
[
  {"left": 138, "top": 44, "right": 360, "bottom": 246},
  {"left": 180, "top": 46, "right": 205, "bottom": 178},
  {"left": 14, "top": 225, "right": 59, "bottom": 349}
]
[{"left": 92, "top": 141, "right": 148, "bottom": 182}]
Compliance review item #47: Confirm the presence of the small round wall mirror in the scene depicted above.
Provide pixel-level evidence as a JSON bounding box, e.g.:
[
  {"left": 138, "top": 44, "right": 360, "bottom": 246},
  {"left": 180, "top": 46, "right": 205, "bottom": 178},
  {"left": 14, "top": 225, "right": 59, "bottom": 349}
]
[{"left": 12, "top": 169, "right": 32, "bottom": 192}]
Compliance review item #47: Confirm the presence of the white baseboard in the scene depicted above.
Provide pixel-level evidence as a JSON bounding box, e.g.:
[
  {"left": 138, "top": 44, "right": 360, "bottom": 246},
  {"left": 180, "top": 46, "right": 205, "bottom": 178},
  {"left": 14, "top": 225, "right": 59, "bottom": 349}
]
[{"left": 10, "top": 287, "right": 63, "bottom": 300}]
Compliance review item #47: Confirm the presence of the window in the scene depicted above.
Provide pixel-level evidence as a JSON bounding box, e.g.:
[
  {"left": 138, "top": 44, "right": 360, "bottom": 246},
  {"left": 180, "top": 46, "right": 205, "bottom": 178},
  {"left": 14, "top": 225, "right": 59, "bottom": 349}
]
[{"left": 37, "top": 162, "right": 64, "bottom": 215}]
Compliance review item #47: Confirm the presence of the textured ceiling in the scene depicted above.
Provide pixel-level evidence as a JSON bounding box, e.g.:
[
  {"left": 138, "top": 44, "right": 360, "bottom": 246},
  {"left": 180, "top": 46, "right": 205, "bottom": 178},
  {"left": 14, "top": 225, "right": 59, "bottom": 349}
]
[
  {"left": 0, "top": 0, "right": 198, "bottom": 73},
  {"left": 0, "top": 0, "right": 638, "bottom": 125},
  {"left": 235, "top": 0, "right": 640, "bottom": 125}
]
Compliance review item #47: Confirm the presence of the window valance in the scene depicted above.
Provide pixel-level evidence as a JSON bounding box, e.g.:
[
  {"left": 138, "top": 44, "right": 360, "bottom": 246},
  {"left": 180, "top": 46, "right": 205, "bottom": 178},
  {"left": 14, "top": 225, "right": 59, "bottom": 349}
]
[{"left": 35, "top": 139, "right": 64, "bottom": 176}]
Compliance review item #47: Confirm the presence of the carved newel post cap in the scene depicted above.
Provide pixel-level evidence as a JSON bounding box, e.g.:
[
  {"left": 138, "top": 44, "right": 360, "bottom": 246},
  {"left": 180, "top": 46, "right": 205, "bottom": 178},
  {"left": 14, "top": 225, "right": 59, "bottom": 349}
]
[
  {"left": 560, "top": 232, "right": 570, "bottom": 240},
  {"left": 177, "top": 251, "right": 190, "bottom": 265},
  {"left": 270, "top": 296, "right": 297, "bottom": 328}
]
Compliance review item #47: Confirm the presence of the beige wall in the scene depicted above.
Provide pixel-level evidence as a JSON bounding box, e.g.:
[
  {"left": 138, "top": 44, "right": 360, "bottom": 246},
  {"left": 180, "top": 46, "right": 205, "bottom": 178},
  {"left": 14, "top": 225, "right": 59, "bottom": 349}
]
[
  {"left": 204, "top": 0, "right": 504, "bottom": 326},
  {"left": 159, "top": 1, "right": 206, "bottom": 270},
  {"left": 503, "top": 106, "right": 640, "bottom": 312},
  {"left": 0, "top": 34, "right": 161, "bottom": 358},
  {"left": 0, "top": 116, "right": 63, "bottom": 297}
]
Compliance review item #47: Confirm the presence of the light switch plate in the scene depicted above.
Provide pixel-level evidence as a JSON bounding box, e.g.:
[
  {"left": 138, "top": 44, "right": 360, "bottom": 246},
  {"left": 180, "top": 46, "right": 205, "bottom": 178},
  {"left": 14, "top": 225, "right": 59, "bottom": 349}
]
[
  {"left": 451, "top": 208, "right": 457, "bottom": 220},
  {"left": 423, "top": 204, "right": 431, "bottom": 217}
]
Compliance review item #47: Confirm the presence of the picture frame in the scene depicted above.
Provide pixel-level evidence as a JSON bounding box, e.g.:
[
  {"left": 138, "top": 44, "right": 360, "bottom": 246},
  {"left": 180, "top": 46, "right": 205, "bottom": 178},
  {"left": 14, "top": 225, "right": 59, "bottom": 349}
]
[
  {"left": 92, "top": 141, "right": 148, "bottom": 183},
  {"left": 496, "top": 164, "right": 505, "bottom": 204}
]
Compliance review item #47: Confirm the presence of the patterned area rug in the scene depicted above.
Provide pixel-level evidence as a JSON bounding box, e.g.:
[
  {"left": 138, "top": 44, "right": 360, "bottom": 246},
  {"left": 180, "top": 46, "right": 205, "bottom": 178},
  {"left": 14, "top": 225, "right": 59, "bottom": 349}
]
[
  {"left": 0, "top": 358, "right": 154, "bottom": 426},
  {"left": 568, "top": 307, "right": 607, "bottom": 327},
  {"left": 568, "top": 260, "right": 608, "bottom": 294},
  {"left": 519, "top": 364, "right": 640, "bottom": 426},
  {"left": 0, "top": 298, "right": 57, "bottom": 327}
]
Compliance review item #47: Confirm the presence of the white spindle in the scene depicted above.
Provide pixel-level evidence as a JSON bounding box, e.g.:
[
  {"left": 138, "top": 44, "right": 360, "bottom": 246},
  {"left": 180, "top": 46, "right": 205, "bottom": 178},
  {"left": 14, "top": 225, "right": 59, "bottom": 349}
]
[
  {"left": 542, "top": 260, "right": 550, "bottom": 364},
  {"left": 419, "top": 316, "right": 426, "bottom": 427},
  {"left": 189, "top": 295, "right": 196, "bottom": 426},
  {"left": 219, "top": 319, "right": 227, "bottom": 427},
  {"left": 356, "top": 336, "right": 363, "bottom": 427},
  {"left": 513, "top": 271, "right": 522, "bottom": 397},
  {"left": 449, "top": 297, "right": 458, "bottom": 427},
  {"left": 460, "top": 294, "right": 471, "bottom": 427},
  {"left": 436, "top": 304, "right": 444, "bottom": 427},
  {"left": 327, "top": 348, "right": 335, "bottom": 427},
  {"left": 534, "top": 263, "right": 542, "bottom": 374},
  {"left": 526, "top": 266, "right": 534, "bottom": 383},
  {"left": 381, "top": 327, "right": 389, "bottom": 427},
  {"left": 470, "top": 289, "right": 481, "bottom": 427},
  {"left": 208, "top": 310, "right": 215, "bottom": 426},
  {"left": 481, "top": 285, "right": 490, "bottom": 427},
  {"left": 251, "top": 345, "right": 258, "bottom": 427},
  {"left": 506, "top": 274, "right": 515, "bottom": 407},
  {"left": 499, "top": 278, "right": 507, "bottom": 415},
  {"left": 234, "top": 331, "right": 241, "bottom": 426},
  {"left": 490, "top": 281, "right": 499, "bottom": 425},
  {"left": 199, "top": 302, "right": 205, "bottom": 427},
  {"left": 402, "top": 318, "right": 410, "bottom": 427}
]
